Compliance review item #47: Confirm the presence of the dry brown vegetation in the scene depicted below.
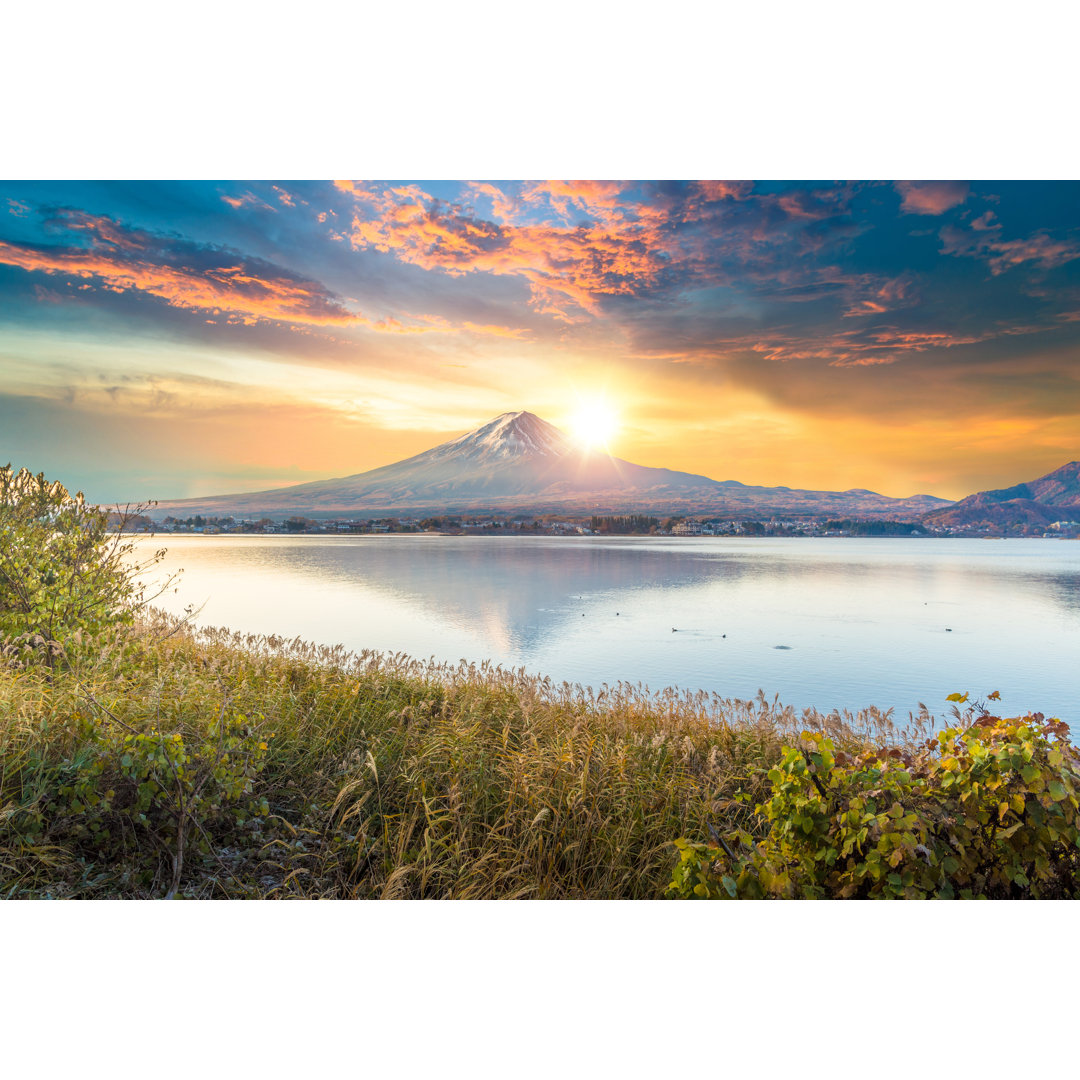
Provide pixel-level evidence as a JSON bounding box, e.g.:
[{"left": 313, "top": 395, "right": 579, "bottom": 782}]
[{"left": 1, "top": 611, "right": 910, "bottom": 899}]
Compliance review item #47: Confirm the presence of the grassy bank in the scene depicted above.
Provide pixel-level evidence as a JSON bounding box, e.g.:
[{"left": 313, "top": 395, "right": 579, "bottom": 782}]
[{"left": 1, "top": 611, "right": 897, "bottom": 899}]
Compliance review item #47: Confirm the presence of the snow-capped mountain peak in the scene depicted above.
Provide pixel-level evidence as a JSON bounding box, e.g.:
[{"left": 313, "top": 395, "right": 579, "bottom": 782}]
[{"left": 428, "top": 410, "right": 574, "bottom": 464}]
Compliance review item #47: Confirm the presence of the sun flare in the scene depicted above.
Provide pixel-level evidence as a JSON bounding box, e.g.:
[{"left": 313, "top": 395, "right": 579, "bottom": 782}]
[{"left": 568, "top": 399, "right": 619, "bottom": 451}]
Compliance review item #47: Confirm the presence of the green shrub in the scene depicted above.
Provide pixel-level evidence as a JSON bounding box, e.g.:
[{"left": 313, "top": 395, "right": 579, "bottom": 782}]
[
  {"left": 669, "top": 703, "right": 1080, "bottom": 899},
  {"left": 5, "top": 704, "right": 271, "bottom": 898},
  {"left": 0, "top": 464, "right": 168, "bottom": 666}
]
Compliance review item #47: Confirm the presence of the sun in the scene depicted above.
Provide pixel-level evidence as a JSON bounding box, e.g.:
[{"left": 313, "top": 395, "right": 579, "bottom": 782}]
[{"left": 568, "top": 398, "right": 620, "bottom": 452}]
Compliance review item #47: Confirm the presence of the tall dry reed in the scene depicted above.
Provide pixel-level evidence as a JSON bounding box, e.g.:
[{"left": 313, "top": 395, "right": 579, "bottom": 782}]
[{"left": 1, "top": 610, "right": 924, "bottom": 899}]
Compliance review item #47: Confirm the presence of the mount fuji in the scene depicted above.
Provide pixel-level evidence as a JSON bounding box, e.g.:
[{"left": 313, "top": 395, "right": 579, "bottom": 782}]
[{"left": 150, "top": 411, "right": 952, "bottom": 519}]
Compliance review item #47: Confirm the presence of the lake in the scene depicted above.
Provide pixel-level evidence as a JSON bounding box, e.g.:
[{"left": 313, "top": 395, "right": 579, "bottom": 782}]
[{"left": 136, "top": 535, "right": 1080, "bottom": 725}]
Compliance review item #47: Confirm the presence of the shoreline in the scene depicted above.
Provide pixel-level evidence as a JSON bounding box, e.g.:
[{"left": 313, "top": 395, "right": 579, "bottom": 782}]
[{"left": 124, "top": 529, "right": 1079, "bottom": 540}]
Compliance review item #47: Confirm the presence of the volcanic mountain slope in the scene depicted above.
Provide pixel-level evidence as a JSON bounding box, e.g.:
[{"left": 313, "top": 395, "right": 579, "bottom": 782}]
[
  {"left": 150, "top": 411, "right": 953, "bottom": 519},
  {"left": 921, "top": 461, "right": 1080, "bottom": 529}
]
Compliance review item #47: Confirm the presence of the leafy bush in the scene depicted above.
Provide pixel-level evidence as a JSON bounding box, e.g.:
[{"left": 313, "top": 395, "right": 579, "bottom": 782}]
[
  {"left": 5, "top": 702, "right": 271, "bottom": 898},
  {"left": 670, "top": 701, "right": 1080, "bottom": 899},
  {"left": 0, "top": 464, "right": 168, "bottom": 665}
]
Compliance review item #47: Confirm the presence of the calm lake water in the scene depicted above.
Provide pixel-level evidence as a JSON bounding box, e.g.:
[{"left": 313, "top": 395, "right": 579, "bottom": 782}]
[{"left": 137, "top": 535, "right": 1080, "bottom": 725}]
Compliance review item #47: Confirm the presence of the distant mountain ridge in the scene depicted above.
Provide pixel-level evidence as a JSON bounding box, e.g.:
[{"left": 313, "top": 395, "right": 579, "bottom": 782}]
[
  {"left": 921, "top": 461, "right": 1080, "bottom": 529},
  {"left": 150, "top": 411, "right": 953, "bottom": 519}
]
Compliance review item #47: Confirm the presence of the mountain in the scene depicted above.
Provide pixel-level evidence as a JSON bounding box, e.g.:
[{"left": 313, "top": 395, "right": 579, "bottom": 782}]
[
  {"left": 150, "top": 411, "right": 953, "bottom": 519},
  {"left": 921, "top": 461, "right": 1080, "bottom": 529}
]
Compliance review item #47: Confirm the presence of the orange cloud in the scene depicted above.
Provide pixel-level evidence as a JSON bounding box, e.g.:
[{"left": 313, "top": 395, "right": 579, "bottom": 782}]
[
  {"left": 985, "top": 233, "right": 1080, "bottom": 274},
  {"left": 778, "top": 188, "right": 852, "bottom": 220},
  {"left": 0, "top": 210, "right": 532, "bottom": 339},
  {"left": 338, "top": 181, "right": 894, "bottom": 322},
  {"left": 0, "top": 235, "right": 354, "bottom": 326},
  {"left": 220, "top": 191, "right": 277, "bottom": 213},
  {"left": 659, "top": 316, "right": 1054, "bottom": 371},
  {"left": 940, "top": 220, "right": 1080, "bottom": 275},
  {"left": 844, "top": 299, "right": 888, "bottom": 316},
  {"left": 343, "top": 183, "right": 674, "bottom": 320},
  {"left": 842, "top": 276, "right": 913, "bottom": 317},
  {"left": 339, "top": 182, "right": 996, "bottom": 335},
  {"left": 521, "top": 180, "right": 630, "bottom": 226},
  {"left": 695, "top": 180, "right": 754, "bottom": 201},
  {"left": 464, "top": 182, "right": 523, "bottom": 223},
  {"left": 825, "top": 323, "right": 1048, "bottom": 366},
  {"left": 895, "top": 181, "right": 970, "bottom": 215}
]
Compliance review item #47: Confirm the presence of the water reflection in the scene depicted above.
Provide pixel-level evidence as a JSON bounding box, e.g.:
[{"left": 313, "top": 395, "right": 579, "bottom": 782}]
[{"left": 141, "top": 536, "right": 1080, "bottom": 723}]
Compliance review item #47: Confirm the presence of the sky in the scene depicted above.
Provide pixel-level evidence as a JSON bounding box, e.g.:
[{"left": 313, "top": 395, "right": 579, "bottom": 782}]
[{"left": 1, "top": 179, "right": 1079, "bottom": 504}]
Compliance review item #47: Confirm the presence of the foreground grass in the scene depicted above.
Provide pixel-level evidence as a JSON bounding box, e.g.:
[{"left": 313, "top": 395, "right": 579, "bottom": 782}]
[{"left": 1, "top": 612, "right": 907, "bottom": 899}]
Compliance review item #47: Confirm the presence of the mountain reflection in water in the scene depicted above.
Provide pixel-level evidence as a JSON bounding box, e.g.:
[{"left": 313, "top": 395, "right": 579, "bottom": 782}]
[{"left": 140, "top": 535, "right": 1080, "bottom": 725}]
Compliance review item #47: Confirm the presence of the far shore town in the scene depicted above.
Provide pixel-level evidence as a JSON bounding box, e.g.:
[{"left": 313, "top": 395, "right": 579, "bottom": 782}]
[{"left": 113, "top": 512, "right": 1080, "bottom": 540}]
